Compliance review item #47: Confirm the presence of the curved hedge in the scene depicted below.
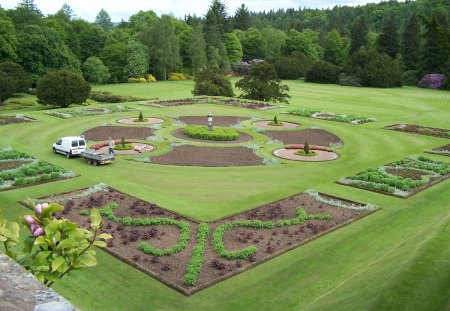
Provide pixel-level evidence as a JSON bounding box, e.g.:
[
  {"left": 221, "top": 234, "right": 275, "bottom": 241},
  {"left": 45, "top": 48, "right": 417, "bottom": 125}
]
[
  {"left": 184, "top": 223, "right": 209, "bottom": 286},
  {"left": 184, "top": 125, "right": 239, "bottom": 141}
]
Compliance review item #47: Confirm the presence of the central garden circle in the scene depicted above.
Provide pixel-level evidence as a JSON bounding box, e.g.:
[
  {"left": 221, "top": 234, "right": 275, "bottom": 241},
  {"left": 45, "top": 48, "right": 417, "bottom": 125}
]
[
  {"left": 171, "top": 128, "right": 253, "bottom": 144},
  {"left": 273, "top": 148, "right": 339, "bottom": 162},
  {"left": 117, "top": 117, "right": 164, "bottom": 125},
  {"left": 252, "top": 120, "right": 299, "bottom": 129}
]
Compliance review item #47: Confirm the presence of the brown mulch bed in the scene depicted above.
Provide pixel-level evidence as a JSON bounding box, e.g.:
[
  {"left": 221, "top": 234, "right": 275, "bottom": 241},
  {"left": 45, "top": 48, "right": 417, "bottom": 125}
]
[
  {"left": 83, "top": 126, "right": 154, "bottom": 141},
  {"left": 171, "top": 128, "right": 252, "bottom": 144},
  {"left": 35, "top": 187, "right": 375, "bottom": 296},
  {"left": 178, "top": 116, "right": 249, "bottom": 127},
  {"left": 0, "top": 116, "right": 35, "bottom": 125},
  {"left": 428, "top": 144, "right": 450, "bottom": 157},
  {"left": 252, "top": 120, "right": 300, "bottom": 129},
  {"left": 151, "top": 145, "right": 262, "bottom": 167},
  {"left": 264, "top": 129, "right": 343, "bottom": 146},
  {"left": 315, "top": 113, "right": 334, "bottom": 118},
  {"left": 385, "top": 168, "right": 428, "bottom": 180},
  {"left": 385, "top": 124, "right": 450, "bottom": 139},
  {"left": 0, "top": 160, "right": 33, "bottom": 171}
]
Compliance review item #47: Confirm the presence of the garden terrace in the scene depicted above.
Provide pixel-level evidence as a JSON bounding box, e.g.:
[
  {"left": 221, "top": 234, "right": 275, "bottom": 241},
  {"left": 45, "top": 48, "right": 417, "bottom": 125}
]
[
  {"left": 337, "top": 156, "right": 450, "bottom": 198},
  {"left": 427, "top": 144, "right": 450, "bottom": 157},
  {"left": 0, "top": 147, "right": 76, "bottom": 192},
  {"left": 0, "top": 115, "right": 36, "bottom": 125},
  {"left": 264, "top": 129, "right": 343, "bottom": 146},
  {"left": 44, "top": 105, "right": 137, "bottom": 119},
  {"left": 178, "top": 116, "right": 249, "bottom": 127},
  {"left": 384, "top": 124, "right": 450, "bottom": 139},
  {"left": 287, "top": 109, "right": 376, "bottom": 125},
  {"left": 83, "top": 126, "right": 154, "bottom": 141},
  {"left": 31, "top": 186, "right": 376, "bottom": 295},
  {"left": 150, "top": 145, "right": 263, "bottom": 167}
]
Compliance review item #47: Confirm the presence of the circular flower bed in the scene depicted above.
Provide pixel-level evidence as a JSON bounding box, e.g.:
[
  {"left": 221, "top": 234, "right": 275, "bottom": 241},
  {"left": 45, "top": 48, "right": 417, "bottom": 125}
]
[
  {"left": 273, "top": 144, "right": 339, "bottom": 162},
  {"left": 91, "top": 142, "right": 155, "bottom": 155},
  {"left": 252, "top": 120, "right": 299, "bottom": 129},
  {"left": 184, "top": 125, "right": 239, "bottom": 141},
  {"left": 117, "top": 117, "right": 164, "bottom": 125}
]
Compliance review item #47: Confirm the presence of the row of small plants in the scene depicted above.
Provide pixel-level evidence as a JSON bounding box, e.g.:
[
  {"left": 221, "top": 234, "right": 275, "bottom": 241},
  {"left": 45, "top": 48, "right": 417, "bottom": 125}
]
[
  {"left": 287, "top": 109, "right": 376, "bottom": 124},
  {"left": 338, "top": 157, "right": 449, "bottom": 197},
  {"left": 212, "top": 208, "right": 331, "bottom": 260},
  {"left": 184, "top": 125, "right": 239, "bottom": 141},
  {"left": 0, "top": 147, "right": 32, "bottom": 160},
  {"left": 89, "top": 91, "right": 147, "bottom": 103},
  {"left": 44, "top": 105, "right": 137, "bottom": 118},
  {"left": 141, "top": 97, "right": 277, "bottom": 110},
  {"left": 183, "top": 223, "right": 209, "bottom": 286},
  {"left": 35, "top": 183, "right": 108, "bottom": 205},
  {"left": 388, "top": 124, "right": 450, "bottom": 138},
  {"left": 304, "top": 189, "right": 377, "bottom": 211},
  {"left": 99, "top": 203, "right": 191, "bottom": 257},
  {"left": 428, "top": 144, "right": 450, "bottom": 156}
]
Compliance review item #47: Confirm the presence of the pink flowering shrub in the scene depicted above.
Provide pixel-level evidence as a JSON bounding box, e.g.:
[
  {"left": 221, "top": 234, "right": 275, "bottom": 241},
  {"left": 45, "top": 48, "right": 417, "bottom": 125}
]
[{"left": 418, "top": 73, "right": 445, "bottom": 89}]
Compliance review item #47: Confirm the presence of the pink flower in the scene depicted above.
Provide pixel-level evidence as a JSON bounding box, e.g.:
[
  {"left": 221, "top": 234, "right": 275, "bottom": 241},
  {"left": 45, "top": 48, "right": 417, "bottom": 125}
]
[
  {"left": 30, "top": 223, "right": 45, "bottom": 237},
  {"left": 35, "top": 203, "right": 49, "bottom": 216},
  {"left": 23, "top": 215, "right": 36, "bottom": 225}
]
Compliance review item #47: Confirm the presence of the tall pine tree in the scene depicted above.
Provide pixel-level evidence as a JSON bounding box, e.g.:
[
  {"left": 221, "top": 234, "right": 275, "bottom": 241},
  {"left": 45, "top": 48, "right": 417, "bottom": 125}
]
[
  {"left": 204, "top": 0, "right": 229, "bottom": 67},
  {"left": 189, "top": 24, "right": 207, "bottom": 75},
  {"left": 350, "top": 15, "right": 369, "bottom": 55},
  {"left": 95, "top": 9, "right": 113, "bottom": 31},
  {"left": 233, "top": 4, "right": 250, "bottom": 30},
  {"left": 377, "top": 14, "right": 399, "bottom": 58},
  {"left": 401, "top": 12, "right": 420, "bottom": 71}
]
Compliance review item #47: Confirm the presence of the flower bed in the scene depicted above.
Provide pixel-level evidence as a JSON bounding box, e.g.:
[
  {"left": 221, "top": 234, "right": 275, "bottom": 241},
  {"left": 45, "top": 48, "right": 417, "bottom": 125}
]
[
  {"left": 285, "top": 144, "right": 333, "bottom": 152},
  {"left": 287, "top": 109, "right": 376, "bottom": 124},
  {"left": 0, "top": 115, "right": 36, "bottom": 125},
  {"left": 44, "top": 105, "right": 137, "bottom": 119},
  {"left": 0, "top": 147, "right": 76, "bottom": 191},
  {"left": 31, "top": 186, "right": 376, "bottom": 295},
  {"left": 427, "top": 144, "right": 450, "bottom": 157},
  {"left": 184, "top": 125, "right": 239, "bottom": 141},
  {"left": 385, "top": 124, "right": 450, "bottom": 139},
  {"left": 139, "top": 97, "right": 278, "bottom": 110},
  {"left": 337, "top": 156, "right": 450, "bottom": 198}
]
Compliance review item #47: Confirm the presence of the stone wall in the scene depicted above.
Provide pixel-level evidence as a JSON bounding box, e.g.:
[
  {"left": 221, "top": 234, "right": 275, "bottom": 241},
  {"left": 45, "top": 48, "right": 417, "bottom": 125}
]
[{"left": 0, "top": 252, "right": 76, "bottom": 311}]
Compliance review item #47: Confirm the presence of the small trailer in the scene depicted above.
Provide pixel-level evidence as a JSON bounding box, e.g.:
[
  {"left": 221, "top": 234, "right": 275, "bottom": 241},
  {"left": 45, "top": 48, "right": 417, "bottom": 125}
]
[{"left": 80, "top": 150, "right": 115, "bottom": 166}]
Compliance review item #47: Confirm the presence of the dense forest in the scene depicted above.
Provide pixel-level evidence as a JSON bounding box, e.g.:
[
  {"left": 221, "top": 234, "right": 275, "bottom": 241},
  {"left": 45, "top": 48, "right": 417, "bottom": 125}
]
[{"left": 0, "top": 0, "right": 449, "bottom": 90}]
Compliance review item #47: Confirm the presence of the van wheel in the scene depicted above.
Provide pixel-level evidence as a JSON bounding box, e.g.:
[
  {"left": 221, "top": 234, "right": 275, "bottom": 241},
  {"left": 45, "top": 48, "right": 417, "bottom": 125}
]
[
  {"left": 66, "top": 152, "right": 71, "bottom": 158},
  {"left": 93, "top": 161, "right": 98, "bottom": 166},
  {"left": 52, "top": 147, "right": 56, "bottom": 153}
]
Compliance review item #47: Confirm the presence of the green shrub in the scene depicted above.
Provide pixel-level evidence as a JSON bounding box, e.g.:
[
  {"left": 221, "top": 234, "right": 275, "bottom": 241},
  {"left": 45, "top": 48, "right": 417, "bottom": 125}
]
[
  {"left": 402, "top": 70, "right": 420, "bottom": 86},
  {"left": 184, "top": 125, "right": 239, "bottom": 141},
  {"left": 79, "top": 209, "right": 89, "bottom": 216},
  {"left": 338, "top": 73, "right": 362, "bottom": 87},
  {"left": 305, "top": 61, "right": 342, "bottom": 84}
]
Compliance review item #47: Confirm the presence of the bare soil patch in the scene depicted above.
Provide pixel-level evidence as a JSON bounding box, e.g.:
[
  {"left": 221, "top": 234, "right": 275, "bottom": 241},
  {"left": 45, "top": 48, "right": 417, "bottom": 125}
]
[
  {"left": 0, "top": 115, "right": 35, "bottom": 125},
  {"left": 152, "top": 145, "right": 262, "bottom": 167},
  {"left": 117, "top": 117, "right": 164, "bottom": 125},
  {"left": 178, "top": 116, "right": 249, "bottom": 127},
  {"left": 264, "top": 129, "right": 343, "bottom": 146},
  {"left": 385, "top": 168, "right": 428, "bottom": 180},
  {"left": 273, "top": 148, "right": 339, "bottom": 162},
  {"left": 171, "top": 128, "right": 252, "bottom": 144},
  {"left": 252, "top": 120, "right": 299, "bottom": 129},
  {"left": 35, "top": 187, "right": 375, "bottom": 295},
  {"left": 385, "top": 124, "right": 450, "bottom": 139},
  {"left": 83, "top": 126, "right": 153, "bottom": 141},
  {"left": 0, "top": 160, "right": 33, "bottom": 170},
  {"left": 315, "top": 113, "right": 334, "bottom": 118}
]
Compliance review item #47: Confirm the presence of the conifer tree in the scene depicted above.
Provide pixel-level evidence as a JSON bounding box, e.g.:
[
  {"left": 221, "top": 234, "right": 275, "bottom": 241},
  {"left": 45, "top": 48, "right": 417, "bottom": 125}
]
[
  {"left": 377, "top": 14, "right": 399, "bottom": 58},
  {"left": 233, "top": 4, "right": 250, "bottom": 30},
  {"left": 350, "top": 15, "right": 369, "bottom": 55},
  {"left": 401, "top": 12, "right": 420, "bottom": 70}
]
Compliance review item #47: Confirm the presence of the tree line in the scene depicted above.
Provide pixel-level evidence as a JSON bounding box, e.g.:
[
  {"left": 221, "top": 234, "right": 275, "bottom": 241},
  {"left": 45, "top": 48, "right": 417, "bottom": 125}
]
[{"left": 0, "top": 0, "right": 449, "bottom": 89}]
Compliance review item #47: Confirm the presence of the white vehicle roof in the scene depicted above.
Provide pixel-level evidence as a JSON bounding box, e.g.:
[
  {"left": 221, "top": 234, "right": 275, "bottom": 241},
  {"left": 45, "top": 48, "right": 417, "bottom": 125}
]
[{"left": 60, "top": 136, "right": 85, "bottom": 140}]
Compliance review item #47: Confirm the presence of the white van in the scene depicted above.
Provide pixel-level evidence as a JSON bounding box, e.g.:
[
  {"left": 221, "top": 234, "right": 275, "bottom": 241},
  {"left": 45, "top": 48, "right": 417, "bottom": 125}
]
[{"left": 53, "top": 136, "right": 87, "bottom": 158}]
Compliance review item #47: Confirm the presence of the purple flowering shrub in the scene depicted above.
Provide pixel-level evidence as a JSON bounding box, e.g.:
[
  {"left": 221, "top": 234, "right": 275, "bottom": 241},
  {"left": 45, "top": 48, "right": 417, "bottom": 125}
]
[{"left": 418, "top": 73, "right": 445, "bottom": 89}]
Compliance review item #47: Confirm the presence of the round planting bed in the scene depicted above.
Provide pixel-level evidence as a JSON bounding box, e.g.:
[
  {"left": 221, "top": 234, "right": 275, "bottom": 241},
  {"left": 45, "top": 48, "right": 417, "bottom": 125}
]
[
  {"left": 95, "top": 143, "right": 155, "bottom": 155},
  {"left": 171, "top": 128, "right": 252, "bottom": 144},
  {"left": 117, "top": 117, "right": 164, "bottom": 125},
  {"left": 273, "top": 148, "right": 339, "bottom": 162},
  {"left": 151, "top": 145, "right": 263, "bottom": 167},
  {"left": 252, "top": 120, "right": 299, "bottom": 129},
  {"left": 83, "top": 126, "right": 154, "bottom": 141},
  {"left": 264, "top": 129, "right": 342, "bottom": 146},
  {"left": 178, "top": 116, "right": 249, "bottom": 127}
]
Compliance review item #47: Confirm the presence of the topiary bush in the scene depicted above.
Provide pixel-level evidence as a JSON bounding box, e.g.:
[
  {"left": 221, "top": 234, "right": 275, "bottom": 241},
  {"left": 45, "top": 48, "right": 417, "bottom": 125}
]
[
  {"left": 305, "top": 61, "right": 343, "bottom": 84},
  {"left": 184, "top": 125, "right": 239, "bottom": 141}
]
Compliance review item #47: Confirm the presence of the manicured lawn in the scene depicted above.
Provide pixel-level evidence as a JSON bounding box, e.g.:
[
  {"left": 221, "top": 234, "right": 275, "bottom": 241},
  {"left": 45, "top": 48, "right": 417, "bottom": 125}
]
[{"left": 0, "top": 80, "right": 449, "bottom": 311}]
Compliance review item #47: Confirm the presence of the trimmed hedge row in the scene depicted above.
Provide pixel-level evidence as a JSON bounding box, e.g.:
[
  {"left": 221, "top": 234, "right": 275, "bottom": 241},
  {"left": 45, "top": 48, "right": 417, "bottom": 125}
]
[
  {"left": 184, "top": 223, "right": 209, "bottom": 286},
  {"left": 184, "top": 125, "right": 239, "bottom": 141}
]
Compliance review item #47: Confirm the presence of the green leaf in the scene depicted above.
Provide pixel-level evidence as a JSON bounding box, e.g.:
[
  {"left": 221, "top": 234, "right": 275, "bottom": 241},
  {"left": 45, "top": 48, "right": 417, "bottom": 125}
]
[
  {"left": 0, "top": 227, "right": 13, "bottom": 238},
  {"left": 78, "top": 254, "right": 97, "bottom": 267},
  {"left": 41, "top": 203, "right": 64, "bottom": 219},
  {"left": 93, "top": 241, "right": 107, "bottom": 247},
  {"left": 35, "top": 251, "right": 51, "bottom": 264},
  {"left": 23, "top": 236, "right": 35, "bottom": 253},
  {"left": 51, "top": 256, "right": 65, "bottom": 272},
  {"left": 90, "top": 208, "right": 102, "bottom": 229},
  {"left": 97, "top": 233, "right": 113, "bottom": 240},
  {"left": 57, "top": 239, "right": 75, "bottom": 250},
  {"left": 34, "top": 236, "right": 48, "bottom": 246},
  {"left": 0, "top": 236, "right": 6, "bottom": 242}
]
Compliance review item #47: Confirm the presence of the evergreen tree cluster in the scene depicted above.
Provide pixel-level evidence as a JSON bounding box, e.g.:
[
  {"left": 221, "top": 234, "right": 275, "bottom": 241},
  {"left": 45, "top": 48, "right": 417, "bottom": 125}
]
[{"left": 0, "top": 0, "right": 448, "bottom": 93}]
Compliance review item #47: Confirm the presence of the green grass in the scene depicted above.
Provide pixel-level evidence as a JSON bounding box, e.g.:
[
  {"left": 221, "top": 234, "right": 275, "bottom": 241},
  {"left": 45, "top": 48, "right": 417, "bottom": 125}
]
[{"left": 0, "top": 80, "right": 449, "bottom": 311}]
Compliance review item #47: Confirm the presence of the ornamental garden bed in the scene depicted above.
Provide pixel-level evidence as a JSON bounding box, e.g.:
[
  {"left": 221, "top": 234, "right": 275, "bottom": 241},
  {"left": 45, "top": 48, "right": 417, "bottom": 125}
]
[
  {"left": 0, "top": 115, "right": 36, "bottom": 125},
  {"left": 44, "top": 105, "right": 137, "bottom": 119},
  {"left": 427, "top": 144, "right": 450, "bottom": 157},
  {"left": 171, "top": 128, "right": 252, "bottom": 144},
  {"left": 83, "top": 126, "right": 154, "bottom": 141},
  {"left": 117, "top": 117, "right": 164, "bottom": 125},
  {"left": 0, "top": 147, "right": 76, "bottom": 192},
  {"left": 91, "top": 141, "right": 155, "bottom": 155},
  {"left": 150, "top": 145, "right": 263, "bottom": 167},
  {"left": 178, "top": 116, "right": 249, "bottom": 127},
  {"left": 30, "top": 185, "right": 376, "bottom": 295},
  {"left": 384, "top": 124, "right": 450, "bottom": 139},
  {"left": 337, "top": 156, "right": 450, "bottom": 198},
  {"left": 287, "top": 109, "right": 376, "bottom": 125},
  {"left": 273, "top": 145, "right": 339, "bottom": 162},
  {"left": 140, "top": 97, "right": 278, "bottom": 110},
  {"left": 264, "top": 129, "right": 343, "bottom": 146},
  {"left": 252, "top": 120, "right": 300, "bottom": 129}
]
